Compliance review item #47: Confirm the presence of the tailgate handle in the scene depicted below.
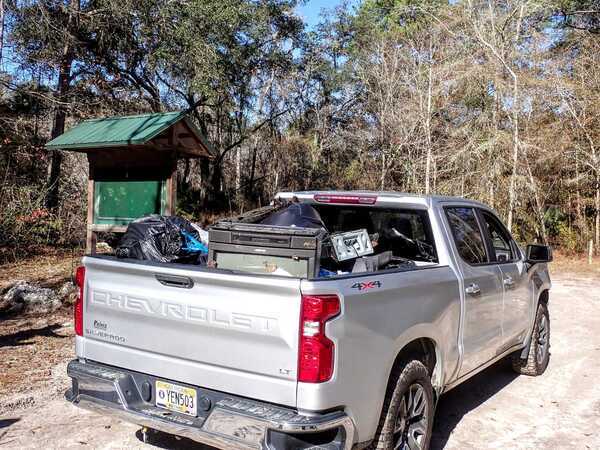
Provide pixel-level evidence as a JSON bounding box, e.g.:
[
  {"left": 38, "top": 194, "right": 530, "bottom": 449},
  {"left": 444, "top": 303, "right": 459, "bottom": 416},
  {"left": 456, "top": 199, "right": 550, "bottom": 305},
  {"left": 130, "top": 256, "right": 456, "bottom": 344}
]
[{"left": 155, "top": 274, "right": 194, "bottom": 289}]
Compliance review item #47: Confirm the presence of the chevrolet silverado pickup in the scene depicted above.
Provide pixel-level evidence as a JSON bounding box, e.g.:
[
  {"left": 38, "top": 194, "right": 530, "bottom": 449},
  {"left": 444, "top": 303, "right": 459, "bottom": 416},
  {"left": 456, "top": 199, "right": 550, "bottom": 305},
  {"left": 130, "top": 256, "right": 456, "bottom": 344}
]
[{"left": 65, "top": 192, "right": 552, "bottom": 450}]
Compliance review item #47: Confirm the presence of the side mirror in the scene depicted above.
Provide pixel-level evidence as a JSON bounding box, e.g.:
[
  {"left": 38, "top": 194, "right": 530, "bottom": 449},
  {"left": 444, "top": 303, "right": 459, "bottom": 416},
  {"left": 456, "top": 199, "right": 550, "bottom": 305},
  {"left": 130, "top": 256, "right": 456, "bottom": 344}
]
[{"left": 525, "top": 244, "right": 553, "bottom": 264}]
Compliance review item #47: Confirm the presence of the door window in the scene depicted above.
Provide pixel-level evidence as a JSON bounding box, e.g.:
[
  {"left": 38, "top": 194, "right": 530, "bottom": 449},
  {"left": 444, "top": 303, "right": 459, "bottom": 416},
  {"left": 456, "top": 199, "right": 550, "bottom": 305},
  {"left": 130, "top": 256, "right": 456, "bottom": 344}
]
[
  {"left": 445, "top": 207, "right": 488, "bottom": 265},
  {"left": 481, "top": 211, "right": 516, "bottom": 262}
]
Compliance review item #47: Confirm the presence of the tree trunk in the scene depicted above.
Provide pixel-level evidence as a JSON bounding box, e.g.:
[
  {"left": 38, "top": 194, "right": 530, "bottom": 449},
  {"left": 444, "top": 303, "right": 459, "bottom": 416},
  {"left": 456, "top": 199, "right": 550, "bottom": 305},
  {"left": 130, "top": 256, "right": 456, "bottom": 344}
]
[
  {"left": 198, "top": 157, "right": 225, "bottom": 211},
  {"left": 575, "top": 155, "right": 585, "bottom": 237},
  {"left": 424, "top": 41, "right": 434, "bottom": 195},
  {"left": 594, "top": 172, "right": 600, "bottom": 255},
  {"left": 506, "top": 0, "right": 524, "bottom": 233},
  {"left": 380, "top": 151, "right": 387, "bottom": 190},
  {"left": 235, "top": 147, "right": 241, "bottom": 192},
  {"left": 468, "top": 1, "right": 525, "bottom": 232},
  {"left": 273, "top": 170, "right": 279, "bottom": 197},
  {"left": 210, "top": 161, "right": 224, "bottom": 208},
  {"left": 45, "top": 54, "right": 74, "bottom": 210},
  {"left": 506, "top": 84, "right": 519, "bottom": 233},
  {"left": 199, "top": 157, "right": 211, "bottom": 206},
  {"left": 197, "top": 155, "right": 225, "bottom": 211},
  {"left": 246, "top": 142, "right": 258, "bottom": 202},
  {"left": 433, "top": 157, "right": 438, "bottom": 193},
  {"left": 0, "top": 0, "right": 4, "bottom": 67},
  {"left": 44, "top": 0, "right": 79, "bottom": 210},
  {"left": 526, "top": 160, "right": 547, "bottom": 243}
]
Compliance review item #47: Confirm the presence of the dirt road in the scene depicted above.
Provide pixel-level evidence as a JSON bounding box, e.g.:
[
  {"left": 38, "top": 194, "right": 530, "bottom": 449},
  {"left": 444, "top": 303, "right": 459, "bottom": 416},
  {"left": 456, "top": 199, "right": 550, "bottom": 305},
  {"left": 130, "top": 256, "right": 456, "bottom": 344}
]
[{"left": 1, "top": 271, "right": 599, "bottom": 449}]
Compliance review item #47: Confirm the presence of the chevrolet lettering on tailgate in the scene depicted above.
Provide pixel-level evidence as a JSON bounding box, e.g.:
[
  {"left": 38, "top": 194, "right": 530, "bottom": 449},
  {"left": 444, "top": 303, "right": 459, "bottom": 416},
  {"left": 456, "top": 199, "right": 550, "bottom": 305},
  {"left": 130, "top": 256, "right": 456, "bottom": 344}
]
[{"left": 90, "top": 289, "right": 279, "bottom": 334}]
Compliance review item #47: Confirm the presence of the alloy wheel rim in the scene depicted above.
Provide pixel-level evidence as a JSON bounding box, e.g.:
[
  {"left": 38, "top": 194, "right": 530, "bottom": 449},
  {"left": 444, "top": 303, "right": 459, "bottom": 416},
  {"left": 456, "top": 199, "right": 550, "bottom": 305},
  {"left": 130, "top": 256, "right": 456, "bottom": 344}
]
[
  {"left": 393, "top": 383, "right": 429, "bottom": 450},
  {"left": 536, "top": 314, "right": 549, "bottom": 365}
]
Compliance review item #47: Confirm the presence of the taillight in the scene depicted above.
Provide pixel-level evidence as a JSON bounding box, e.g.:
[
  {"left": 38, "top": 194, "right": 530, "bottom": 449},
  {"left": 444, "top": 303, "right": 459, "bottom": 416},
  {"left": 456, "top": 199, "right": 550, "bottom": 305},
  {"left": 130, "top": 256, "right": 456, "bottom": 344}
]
[
  {"left": 314, "top": 194, "right": 377, "bottom": 205},
  {"left": 74, "top": 266, "right": 85, "bottom": 336},
  {"left": 298, "top": 294, "right": 340, "bottom": 383}
]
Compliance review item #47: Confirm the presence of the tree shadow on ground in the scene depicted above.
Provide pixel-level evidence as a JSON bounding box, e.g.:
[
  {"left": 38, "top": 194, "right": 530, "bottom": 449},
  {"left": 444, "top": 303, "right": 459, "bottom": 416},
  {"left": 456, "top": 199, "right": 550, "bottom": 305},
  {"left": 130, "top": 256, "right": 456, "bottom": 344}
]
[
  {"left": 133, "top": 358, "right": 519, "bottom": 450},
  {"left": 0, "top": 324, "right": 67, "bottom": 348},
  {"left": 431, "top": 358, "right": 519, "bottom": 449},
  {"left": 135, "top": 429, "right": 216, "bottom": 450}
]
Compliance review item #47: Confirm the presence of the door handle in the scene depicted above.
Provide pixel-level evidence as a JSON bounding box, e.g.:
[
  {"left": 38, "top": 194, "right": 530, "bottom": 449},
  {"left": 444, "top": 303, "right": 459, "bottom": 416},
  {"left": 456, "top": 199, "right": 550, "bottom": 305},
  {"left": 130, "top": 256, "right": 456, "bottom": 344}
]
[
  {"left": 465, "top": 283, "right": 481, "bottom": 295},
  {"left": 155, "top": 274, "right": 194, "bottom": 289},
  {"left": 503, "top": 276, "right": 515, "bottom": 287}
]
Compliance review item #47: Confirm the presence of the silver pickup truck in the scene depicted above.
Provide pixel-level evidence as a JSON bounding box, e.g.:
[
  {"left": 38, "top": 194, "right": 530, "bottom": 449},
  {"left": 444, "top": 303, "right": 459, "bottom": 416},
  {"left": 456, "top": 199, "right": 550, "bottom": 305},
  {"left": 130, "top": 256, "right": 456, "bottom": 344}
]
[{"left": 66, "top": 191, "right": 552, "bottom": 450}]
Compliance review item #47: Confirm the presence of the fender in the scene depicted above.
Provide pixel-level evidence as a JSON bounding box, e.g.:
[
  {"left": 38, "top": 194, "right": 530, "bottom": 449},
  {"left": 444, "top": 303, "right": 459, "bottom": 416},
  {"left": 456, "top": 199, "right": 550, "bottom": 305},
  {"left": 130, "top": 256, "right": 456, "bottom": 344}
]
[
  {"left": 387, "top": 324, "right": 449, "bottom": 394},
  {"left": 519, "top": 269, "right": 551, "bottom": 359}
]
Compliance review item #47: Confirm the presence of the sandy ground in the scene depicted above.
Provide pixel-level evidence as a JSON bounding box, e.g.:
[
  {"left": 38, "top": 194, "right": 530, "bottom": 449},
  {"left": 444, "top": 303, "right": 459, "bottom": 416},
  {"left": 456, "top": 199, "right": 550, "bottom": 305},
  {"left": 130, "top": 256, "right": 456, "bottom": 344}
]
[{"left": 1, "top": 270, "right": 599, "bottom": 449}]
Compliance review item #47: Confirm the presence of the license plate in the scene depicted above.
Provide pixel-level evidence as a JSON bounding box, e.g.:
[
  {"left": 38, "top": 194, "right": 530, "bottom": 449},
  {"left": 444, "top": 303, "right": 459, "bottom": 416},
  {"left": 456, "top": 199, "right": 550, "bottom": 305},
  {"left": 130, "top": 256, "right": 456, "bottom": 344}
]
[{"left": 155, "top": 380, "right": 197, "bottom": 417}]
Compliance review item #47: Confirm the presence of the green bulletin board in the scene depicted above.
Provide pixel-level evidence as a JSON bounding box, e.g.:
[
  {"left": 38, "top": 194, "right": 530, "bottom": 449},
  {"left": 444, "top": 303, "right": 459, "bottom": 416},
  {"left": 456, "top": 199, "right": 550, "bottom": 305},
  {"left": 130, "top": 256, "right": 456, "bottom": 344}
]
[{"left": 93, "top": 180, "right": 166, "bottom": 225}]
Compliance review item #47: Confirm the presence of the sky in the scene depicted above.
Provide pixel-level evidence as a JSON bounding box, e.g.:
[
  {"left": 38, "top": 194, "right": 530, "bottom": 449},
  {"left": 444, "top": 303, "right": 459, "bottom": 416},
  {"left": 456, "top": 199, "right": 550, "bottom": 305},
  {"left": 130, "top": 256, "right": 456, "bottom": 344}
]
[{"left": 297, "top": 0, "right": 346, "bottom": 29}]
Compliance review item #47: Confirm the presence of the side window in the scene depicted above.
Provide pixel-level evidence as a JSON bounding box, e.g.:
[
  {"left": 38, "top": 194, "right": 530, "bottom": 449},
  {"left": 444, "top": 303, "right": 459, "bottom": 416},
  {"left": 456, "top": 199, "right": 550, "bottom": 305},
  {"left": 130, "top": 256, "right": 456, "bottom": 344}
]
[
  {"left": 481, "top": 211, "right": 515, "bottom": 263},
  {"left": 445, "top": 207, "right": 488, "bottom": 265}
]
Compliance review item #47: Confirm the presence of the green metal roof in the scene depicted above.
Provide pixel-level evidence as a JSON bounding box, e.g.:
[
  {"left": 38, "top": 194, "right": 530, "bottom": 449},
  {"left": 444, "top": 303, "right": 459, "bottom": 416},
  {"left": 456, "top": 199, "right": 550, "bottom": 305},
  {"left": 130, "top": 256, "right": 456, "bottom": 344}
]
[{"left": 45, "top": 111, "right": 212, "bottom": 155}]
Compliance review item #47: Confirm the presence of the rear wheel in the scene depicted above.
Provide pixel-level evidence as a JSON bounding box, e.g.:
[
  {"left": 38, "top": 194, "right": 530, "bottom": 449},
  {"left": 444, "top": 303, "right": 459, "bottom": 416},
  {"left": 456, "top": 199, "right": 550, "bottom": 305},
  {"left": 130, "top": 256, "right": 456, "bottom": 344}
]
[
  {"left": 368, "top": 360, "right": 434, "bottom": 450},
  {"left": 511, "top": 302, "right": 550, "bottom": 376}
]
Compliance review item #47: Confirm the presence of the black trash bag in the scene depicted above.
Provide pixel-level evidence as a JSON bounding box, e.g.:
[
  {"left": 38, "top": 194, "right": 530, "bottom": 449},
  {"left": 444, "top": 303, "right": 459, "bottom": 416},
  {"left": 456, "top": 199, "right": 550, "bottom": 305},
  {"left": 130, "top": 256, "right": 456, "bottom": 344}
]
[
  {"left": 260, "top": 203, "right": 326, "bottom": 229},
  {"left": 116, "top": 215, "right": 206, "bottom": 264}
]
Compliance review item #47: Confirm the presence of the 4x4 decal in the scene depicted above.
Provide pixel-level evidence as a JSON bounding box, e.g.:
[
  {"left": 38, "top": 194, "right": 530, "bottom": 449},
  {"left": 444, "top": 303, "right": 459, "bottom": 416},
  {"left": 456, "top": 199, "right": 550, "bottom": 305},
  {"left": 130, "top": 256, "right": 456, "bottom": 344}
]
[{"left": 351, "top": 280, "right": 382, "bottom": 291}]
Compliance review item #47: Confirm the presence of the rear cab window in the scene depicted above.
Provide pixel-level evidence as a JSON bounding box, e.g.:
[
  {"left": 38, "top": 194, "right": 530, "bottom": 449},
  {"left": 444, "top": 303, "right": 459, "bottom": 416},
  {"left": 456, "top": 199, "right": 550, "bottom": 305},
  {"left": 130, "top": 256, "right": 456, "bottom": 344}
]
[
  {"left": 314, "top": 205, "right": 438, "bottom": 274},
  {"left": 209, "top": 202, "right": 440, "bottom": 279}
]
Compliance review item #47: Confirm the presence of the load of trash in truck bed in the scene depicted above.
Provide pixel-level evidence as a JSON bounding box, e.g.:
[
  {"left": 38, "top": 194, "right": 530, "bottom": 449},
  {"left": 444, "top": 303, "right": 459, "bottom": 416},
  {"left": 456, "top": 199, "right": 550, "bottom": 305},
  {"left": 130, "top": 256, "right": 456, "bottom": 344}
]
[{"left": 114, "top": 198, "right": 437, "bottom": 278}]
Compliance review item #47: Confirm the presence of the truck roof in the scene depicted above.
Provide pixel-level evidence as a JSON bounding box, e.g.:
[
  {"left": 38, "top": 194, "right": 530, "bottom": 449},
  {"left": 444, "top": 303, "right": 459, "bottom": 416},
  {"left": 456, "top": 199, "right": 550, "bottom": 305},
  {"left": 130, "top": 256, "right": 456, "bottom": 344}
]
[{"left": 276, "top": 190, "right": 491, "bottom": 209}]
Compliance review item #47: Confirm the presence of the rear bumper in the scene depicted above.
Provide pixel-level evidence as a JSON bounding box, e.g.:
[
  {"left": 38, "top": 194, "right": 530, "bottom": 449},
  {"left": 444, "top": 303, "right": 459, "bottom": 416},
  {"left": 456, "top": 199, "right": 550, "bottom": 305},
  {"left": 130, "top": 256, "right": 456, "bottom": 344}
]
[{"left": 65, "top": 359, "right": 355, "bottom": 450}]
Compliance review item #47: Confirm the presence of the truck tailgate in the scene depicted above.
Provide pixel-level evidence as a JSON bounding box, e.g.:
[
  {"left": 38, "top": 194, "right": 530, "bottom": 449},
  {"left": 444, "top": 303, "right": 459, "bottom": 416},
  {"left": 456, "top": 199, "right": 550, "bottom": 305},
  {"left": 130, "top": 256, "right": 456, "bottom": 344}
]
[{"left": 79, "top": 256, "right": 301, "bottom": 406}]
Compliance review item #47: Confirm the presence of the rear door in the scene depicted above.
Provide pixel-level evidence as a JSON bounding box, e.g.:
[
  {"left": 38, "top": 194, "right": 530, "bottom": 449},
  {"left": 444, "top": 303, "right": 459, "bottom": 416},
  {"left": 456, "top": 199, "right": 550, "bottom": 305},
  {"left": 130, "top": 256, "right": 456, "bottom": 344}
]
[
  {"left": 444, "top": 207, "right": 504, "bottom": 377},
  {"left": 478, "top": 210, "right": 530, "bottom": 348},
  {"left": 80, "top": 256, "right": 302, "bottom": 406}
]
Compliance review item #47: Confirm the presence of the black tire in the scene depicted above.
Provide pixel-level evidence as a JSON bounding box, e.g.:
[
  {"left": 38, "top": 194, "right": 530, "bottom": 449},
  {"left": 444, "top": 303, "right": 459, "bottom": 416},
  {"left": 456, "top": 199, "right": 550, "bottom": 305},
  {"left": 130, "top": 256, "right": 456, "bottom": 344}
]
[
  {"left": 368, "top": 360, "right": 434, "bottom": 450},
  {"left": 511, "top": 302, "right": 550, "bottom": 376}
]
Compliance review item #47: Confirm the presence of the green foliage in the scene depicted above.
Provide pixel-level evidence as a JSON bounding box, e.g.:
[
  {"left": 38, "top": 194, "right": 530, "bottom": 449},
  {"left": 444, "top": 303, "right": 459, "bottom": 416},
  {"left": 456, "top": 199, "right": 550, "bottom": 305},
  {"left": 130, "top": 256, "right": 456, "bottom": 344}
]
[
  {"left": 354, "top": 0, "right": 446, "bottom": 40},
  {"left": 0, "top": 187, "right": 72, "bottom": 257},
  {"left": 544, "top": 206, "right": 566, "bottom": 238},
  {"left": 544, "top": 207, "right": 580, "bottom": 252},
  {"left": 8, "top": 1, "right": 80, "bottom": 69},
  {"left": 556, "top": 222, "right": 580, "bottom": 254}
]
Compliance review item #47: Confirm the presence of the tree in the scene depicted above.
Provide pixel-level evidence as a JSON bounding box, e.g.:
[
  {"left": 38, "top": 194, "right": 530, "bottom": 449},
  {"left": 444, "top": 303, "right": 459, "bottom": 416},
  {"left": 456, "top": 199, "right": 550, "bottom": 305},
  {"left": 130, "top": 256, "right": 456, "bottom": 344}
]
[
  {"left": 464, "top": 0, "right": 537, "bottom": 232},
  {"left": 0, "top": 0, "right": 5, "bottom": 67},
  {"left": 8, "top": 0, "right": 304, "bottom": 211},
  {"left": 3, "top": 0, "right": 600, "bottom": 256},
  {"left": 9, "top": 0, "right": 83, "bottom": 209},
  {"left": 558, "top": 37, "right": 600, "bottom": 252},
  {"left": 121, "top": 0, "right": 304, "bottom": 208}
]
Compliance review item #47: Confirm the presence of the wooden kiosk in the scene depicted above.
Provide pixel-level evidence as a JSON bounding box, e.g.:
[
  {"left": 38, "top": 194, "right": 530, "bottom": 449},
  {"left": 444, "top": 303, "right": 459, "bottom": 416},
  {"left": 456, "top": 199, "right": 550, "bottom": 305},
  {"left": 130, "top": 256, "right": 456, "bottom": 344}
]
[{"left": 46, "top": 111, "right": 213, "bottom": 253}]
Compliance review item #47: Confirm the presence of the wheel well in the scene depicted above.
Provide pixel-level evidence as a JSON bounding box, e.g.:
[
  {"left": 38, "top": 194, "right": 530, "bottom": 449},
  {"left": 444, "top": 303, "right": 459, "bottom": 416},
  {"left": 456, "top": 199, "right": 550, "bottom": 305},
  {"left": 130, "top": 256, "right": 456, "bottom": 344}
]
[
  {"left": 391, "top": 338, "right": 441, "bottom": 396},
  {"left": 518, "top": 289, "right": 550, "bottom": 360}
]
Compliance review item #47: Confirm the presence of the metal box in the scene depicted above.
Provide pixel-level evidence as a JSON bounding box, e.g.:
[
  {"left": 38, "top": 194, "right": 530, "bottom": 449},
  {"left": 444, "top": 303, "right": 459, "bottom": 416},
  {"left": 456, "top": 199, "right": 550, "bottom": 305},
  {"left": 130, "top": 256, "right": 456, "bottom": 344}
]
[{"left": 208, "top": 222, "right": 327, "bottom": 278}]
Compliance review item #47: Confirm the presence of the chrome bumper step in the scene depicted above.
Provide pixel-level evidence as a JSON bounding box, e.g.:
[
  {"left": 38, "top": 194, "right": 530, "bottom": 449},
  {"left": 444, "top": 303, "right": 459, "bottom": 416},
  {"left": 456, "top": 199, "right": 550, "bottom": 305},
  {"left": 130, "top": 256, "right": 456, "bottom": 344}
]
[{"left": 66, "top": 359, "right": 354, "bottom": 450}]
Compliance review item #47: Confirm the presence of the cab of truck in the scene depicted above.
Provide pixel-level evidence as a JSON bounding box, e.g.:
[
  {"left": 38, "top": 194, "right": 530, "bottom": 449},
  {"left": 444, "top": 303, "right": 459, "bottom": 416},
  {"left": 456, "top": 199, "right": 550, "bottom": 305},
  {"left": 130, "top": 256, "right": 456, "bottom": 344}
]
[{"left": 66, "top": 191, "right": 552, "bottom": 450}]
